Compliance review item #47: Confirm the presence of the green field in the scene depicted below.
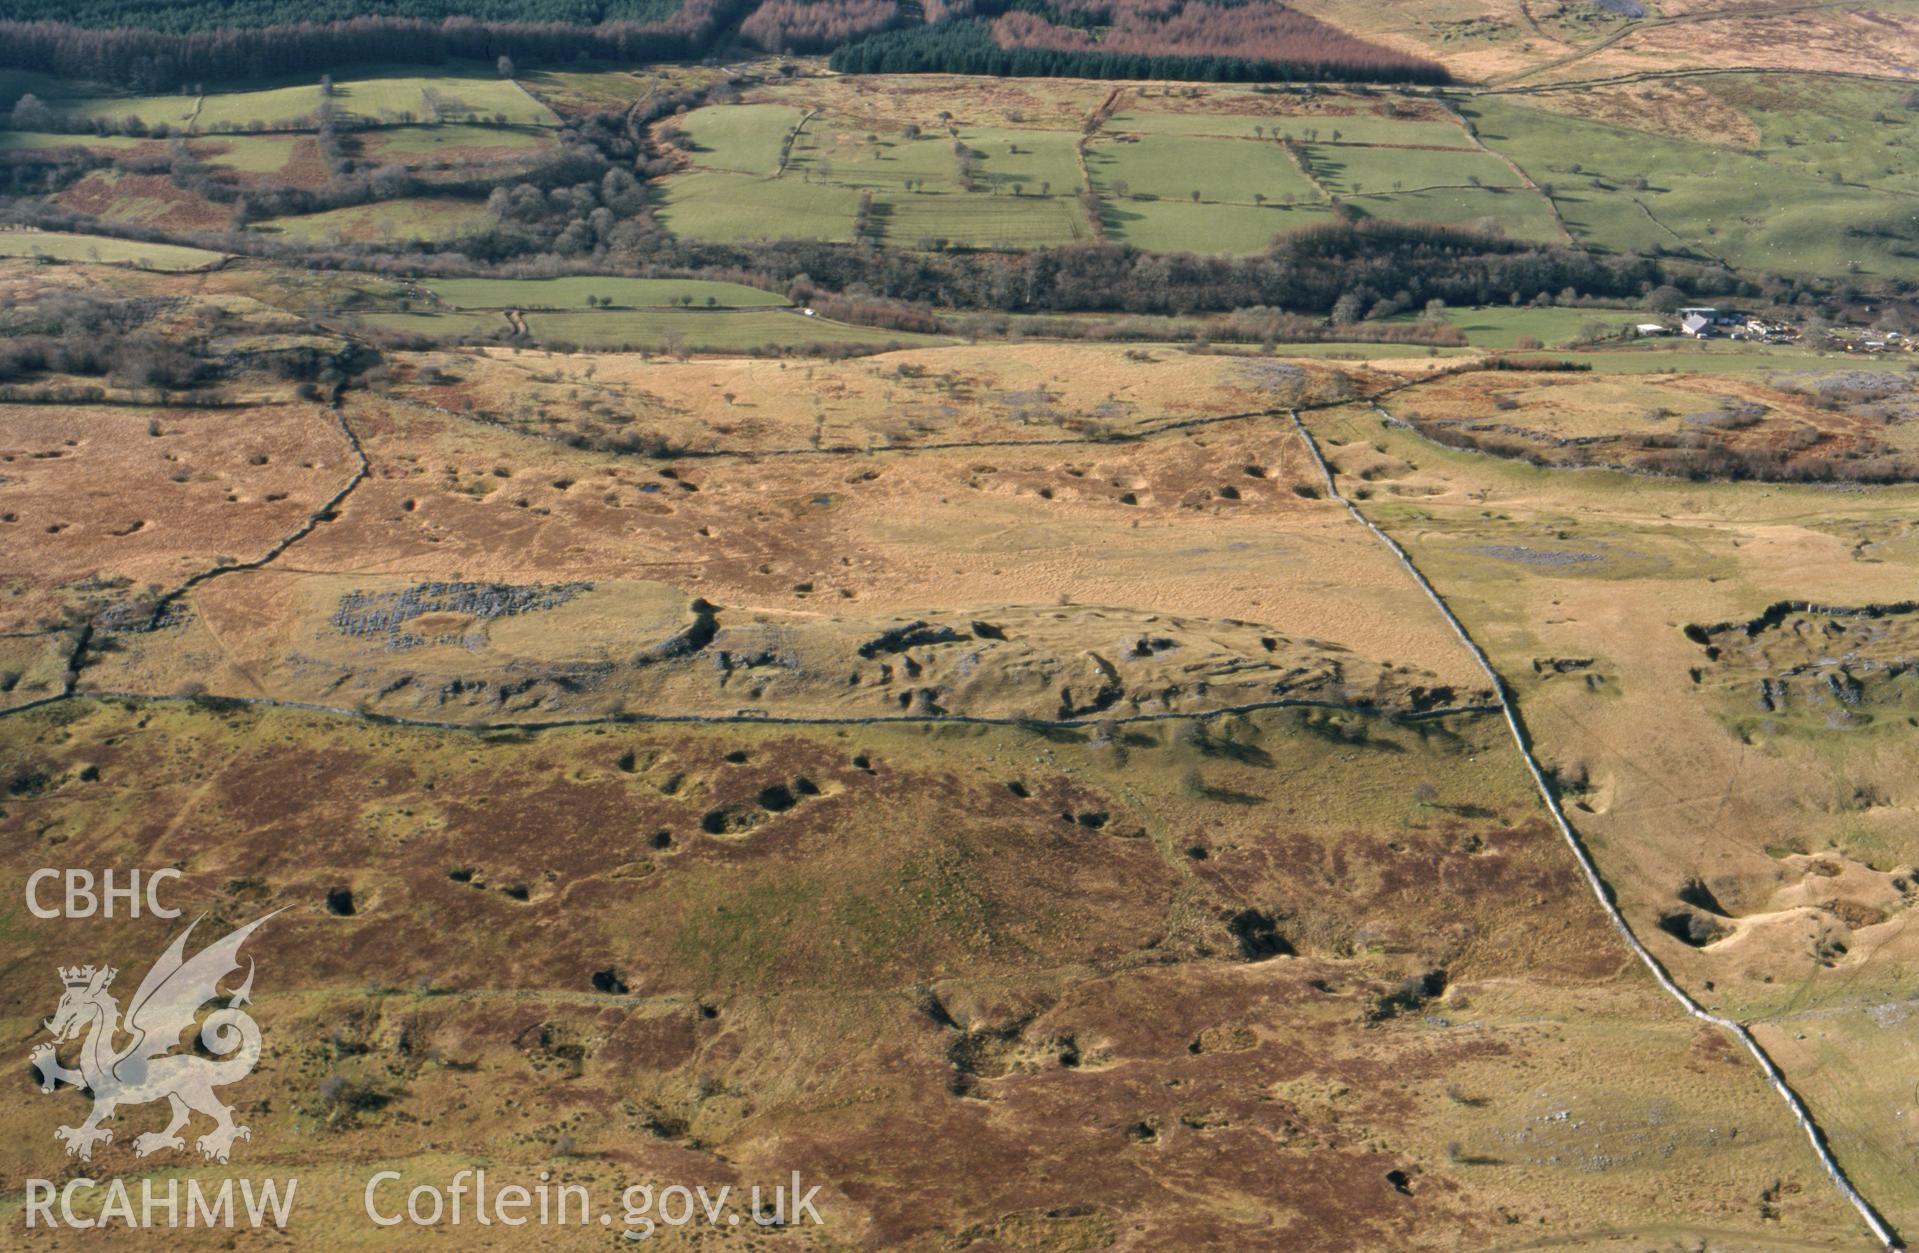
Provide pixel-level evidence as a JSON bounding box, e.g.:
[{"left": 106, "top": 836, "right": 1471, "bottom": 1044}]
[
  {"left": 0, "top": 132, "right": 158, "bottom": 154},
  {"left": 1086, "top": 130, "right": 1337, "bottom": 253},
  {"left": 650, "top": 89, "right": 1603, "bottom": 255},
  {"left": 1395, "top": 305, "right": 1655, "bottom": 348},
  {"left": 36, "top": 88, "right": 201, "bottom": 131},
  {"left": 197, "top": 134, "right": 301, "bottom": 174},
  {"left": 1106, "top": 104, "right": 1474, "bottom": 149},
  {"left": 1088, "top": 134, "right": 1322, "bottom": 207},
  {"left": 258, "top": 197, "right": 490, "bottom": 243},
  {"left": 798, "top": 124, "right": 963, "bottom": 192},
  {"left": 44, "top": 68, "right": 1895, "bottom": 276},
  {"left": 1466, "top": 95, "right": 1919, "bottom": 282},
  {"left": 1100, "top": 196, "right": 1326, "bottom": 254},
  {"left": 797, "top": 123, "right": 1082, "bottom": 199},
  {"left": 34, "top": 66, "right": 558, "bottom": 135},
  {"left": 677, "top": 103, "right": 807, "bottom": 177},
  {"left": 362, "top": 310, "right": 508, "bottom": 339},
  {"left": 1351, "top": 185, "right": 1563, "bottom": 242},
  {"left": 0, "top": 230, "right": 225, "bottom": 270},
  {"left": 425, "top": 276, "right": 789, "bottom": 310},
  {"left": 1701, "top": 74, "right": 1919, "bottom": 196},
  {"left": 655, "top": 170, "right": 863, "bottom": 244},
  {"left": 369, "top": 124, "right": 554, "bottom": 157},
  {"left": 1300, "top": 142, "right": 1525, "bottom": 195},
  {"left": 661, "top": 105, "right": 1092, "bottom": 250},
  {"left": 877, "top": 191, "right": 1090, "bottom": 248}
]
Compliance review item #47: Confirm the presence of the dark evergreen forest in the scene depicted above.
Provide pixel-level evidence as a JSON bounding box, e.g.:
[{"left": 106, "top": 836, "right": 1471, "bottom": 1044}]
[
  {"left": 0, "top": 0, "right": 1443, "bottom": 88},
  {"left": 829, "top": 19, "right": 1448, "bottom": 85},
  {"left": 0, "top": 0, "right": 682, "bottom": 32},
  {"left": 0, "top": 11, "right": 741, "bottom": 90}
]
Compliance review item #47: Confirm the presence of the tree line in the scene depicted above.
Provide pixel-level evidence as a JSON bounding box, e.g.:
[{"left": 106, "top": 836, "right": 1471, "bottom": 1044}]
[
  {"left": 829, "top": 17, "right": 1449, "bottom": 85},
  {"left": 0, "top": 2, "right": 1445, "bottom": 92},
  {"left": 680, "top": 223, "right": 1666, "bottom": 316},
  {"left": 0, "top": 10, "right": 745, "bottom": 92},
  {"left": 0, "top": 0, "right": 683, "bottom": 34},
  {"left": 739, "top": 0, "right": 907, "bottom": 52},
  {"left": 991, "top": 1, "right": 1447, "bottom": 79}
]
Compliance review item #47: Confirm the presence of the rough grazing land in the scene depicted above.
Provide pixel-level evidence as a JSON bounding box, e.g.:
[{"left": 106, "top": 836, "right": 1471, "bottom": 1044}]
[
  {"left": 2, "top": 31, "right": 1917, "bottom": 1237},
  {"left": 1302, "top": 395, "right": 1919, "bottom": 1236},
  {"left": 0, "top": 701, "right": 1863, "bottom": 1246}
]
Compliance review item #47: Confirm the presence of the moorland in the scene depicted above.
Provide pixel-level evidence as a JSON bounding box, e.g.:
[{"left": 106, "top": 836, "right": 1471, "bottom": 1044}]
[{"left": 2, "top": 2, "right": 1918, "bottom": 1247}]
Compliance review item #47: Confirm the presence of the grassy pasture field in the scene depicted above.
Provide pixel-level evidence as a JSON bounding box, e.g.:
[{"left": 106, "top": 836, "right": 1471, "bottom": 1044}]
[
  {"left": 812, "top": 122, "right": 1083, "bottom": 200},
  {"left": 658, "top": 81, "right": 1552, "bottom": 256},
  {"left": 1398, "top": 366, "right": 1914, "bottom": 442},
  {"left": 664, "top": 108, "right": 1094, "bottom": 249},
  {"left": 661, "top": 93, "right": 1104, "bottom": 250},
  {"left": 790, "top": 119, "right": 964, "bottom": 192},
  {"left": 0, "top": 230, "right": 225, "bottom": 270},
  {"left": 677, "top": 102, "right": 806, "bottom": 176},
  {"left": 653, "top": 80, "right": 1604, "bottom": 255},
  {"left": 366, "top": 123, "right": 555, "bottom": 157},
  {"left": 258, "top": 197, "right": 490, "bottom": 243},
  {"left": 1387, "top": 305, "right": 1656, "bottom": 348},
  {"left": 1449, "top": 305, "right": 1651, "bottom": 347},
  {"left": 1707, "top": 75, "right": 1919, "bottom": 195},
  {"left": 0, "top": 131, "right": 160, "bottom": 154},
  {"left": 1300, "top": 141, "right": 1527, "bottom": 195},
  {"left": 1085, "top": 109, "right": 1555, "bottom": 249},
  {"left": 1353, "top": 185, "right": 1563, "bottom": 241},
  {"left": 1466, "top": 94, "right": 1919, "bottom": 281},
  {"left": 877, "top": 191, "right": 1091, "bottom": 248},
  {"left": 195, "top": 133, "right": 302, "bottom": 174},
  {"left": 655, "top": 169, "right": 864, "bottom": 243},
  {"left": 758, "top": 72, "right": 1112, "bottom": 132},
  {"left": 1099, "top": 196, "right": 1323, "bottom": 254},
  {"left": 425, "top": 275, "right": 788, "bottom": 310},
  {"left": 1107, "top": 103, "right": 1475, "bottom": 149},
  {"left": 810, "top": 122, "right": 1087, "bottom": 246},
  {"left": 29, "top": 65, "right": 558, "bottom": 134},
  {"left": 217, "top": 69, "right": 557, "bottom": 130},
  {"left": 1088, "top": 133, "right": 1322, "bottom": 207},
  {"left": 361, "top": 309, "right": 508, "bottom": 339}
]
